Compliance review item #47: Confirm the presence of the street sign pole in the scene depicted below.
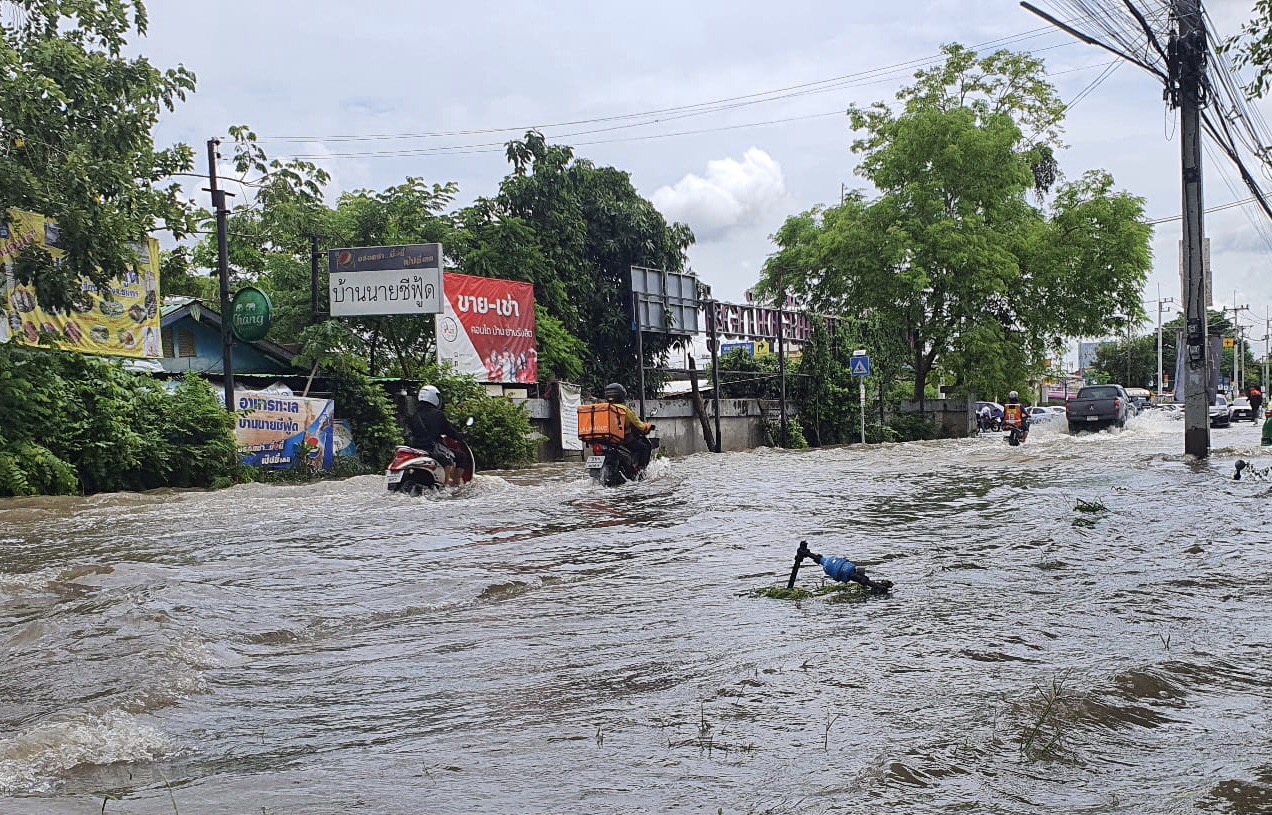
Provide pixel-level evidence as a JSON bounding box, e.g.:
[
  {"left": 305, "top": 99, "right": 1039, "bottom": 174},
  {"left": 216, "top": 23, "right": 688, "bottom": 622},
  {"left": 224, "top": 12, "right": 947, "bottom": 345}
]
[{"left": 852, "top": 349, "right": 871, "bottom": 444}]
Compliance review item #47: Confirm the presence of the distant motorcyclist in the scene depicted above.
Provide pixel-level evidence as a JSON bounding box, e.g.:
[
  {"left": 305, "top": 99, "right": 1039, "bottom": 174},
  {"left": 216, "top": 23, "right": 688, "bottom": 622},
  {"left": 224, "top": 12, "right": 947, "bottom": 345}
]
[
  {"left": 407, "top": 385, "right": 465, "bottom": 487},
  {"left": 978, "top": 403, "right": 993, "bottom": 432},
  {"left": 1002, "top": 390, "right": 1030, "bottom": 433},
  {"left": 604, "top": 382, "right": 655, "bottom": 469}
]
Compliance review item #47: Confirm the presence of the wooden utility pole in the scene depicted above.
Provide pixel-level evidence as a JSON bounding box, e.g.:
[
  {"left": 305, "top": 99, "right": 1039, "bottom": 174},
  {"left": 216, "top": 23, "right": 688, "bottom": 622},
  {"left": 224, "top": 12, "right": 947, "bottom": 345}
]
[{"left": 207, "top": 139, "right": 236, "bottom": 414}]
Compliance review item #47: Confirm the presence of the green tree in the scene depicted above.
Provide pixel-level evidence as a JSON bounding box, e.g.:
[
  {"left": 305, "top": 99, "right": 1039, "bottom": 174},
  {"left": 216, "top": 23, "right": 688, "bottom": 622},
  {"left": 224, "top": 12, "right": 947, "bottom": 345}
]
[
  {"left": 497, "top": 131, "right": 695, "bottom": 394},
  {"left": 0, "top": 0, "right": 196, "bottom": 312},
  {"left": 757, "top": 45, "right": 1152, "bottom": 404},
  {"left": 1224, "top": 4, "right": 1272, "bottom": 98}
]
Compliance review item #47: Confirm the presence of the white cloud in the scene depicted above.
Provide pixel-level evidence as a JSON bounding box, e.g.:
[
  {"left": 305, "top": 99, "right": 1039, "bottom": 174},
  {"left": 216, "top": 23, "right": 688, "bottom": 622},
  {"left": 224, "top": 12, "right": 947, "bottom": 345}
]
[{"left": 652, "top": 148, "right": 787, "bottom": 241}]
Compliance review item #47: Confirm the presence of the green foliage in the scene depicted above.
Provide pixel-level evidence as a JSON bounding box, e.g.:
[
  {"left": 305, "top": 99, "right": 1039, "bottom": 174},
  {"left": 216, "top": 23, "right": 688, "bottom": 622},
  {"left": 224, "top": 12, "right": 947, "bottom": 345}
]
[
  {"left": 758, "top": 45, "right": 1151, "bottom": 404},
  {"left": 292, "top": 323, "right": 400, "bottom": 470},
  {"left": 764, "top": 416, "right": 809, "bottom": 449},
  {"left": 1090, "top": 310, "right": 1254, "bottom": 389},
  {"left": 451, "top": 393, "right": 537, "bottom": 470},
  {"left": 534, "top": 304, "right": 586, "bottom": 383},
  {"left": 0, "top": 0, "right": 197, "bottom": 312},
  {"left": 885, "top": 413, "right": 943, "bottom": 442},
  {"left": 1224, "top": 5, "right": 1272, "bottom": 98},
  {"left": 0, "top": 344, "right": 238, "bottom": 496},
  {"left": 714, "top": 349, "right": 781, "bottom": 399}
]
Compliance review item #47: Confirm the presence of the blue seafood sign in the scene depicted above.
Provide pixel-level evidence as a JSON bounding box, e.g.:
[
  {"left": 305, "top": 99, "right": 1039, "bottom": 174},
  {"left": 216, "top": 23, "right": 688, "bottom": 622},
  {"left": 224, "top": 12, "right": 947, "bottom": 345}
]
[
  {"left": 233, "top": 391, "right": 335, "bottom": 470},
  {"left": 327, "top": 243, "right": 444, "bottom": 316}
]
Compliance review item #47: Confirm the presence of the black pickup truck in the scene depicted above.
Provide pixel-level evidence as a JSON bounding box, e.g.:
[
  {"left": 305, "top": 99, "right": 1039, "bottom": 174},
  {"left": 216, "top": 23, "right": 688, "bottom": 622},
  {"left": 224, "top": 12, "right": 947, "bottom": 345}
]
[{"left": 1066, "top": 384, "right": 1130, "bottom": 433}]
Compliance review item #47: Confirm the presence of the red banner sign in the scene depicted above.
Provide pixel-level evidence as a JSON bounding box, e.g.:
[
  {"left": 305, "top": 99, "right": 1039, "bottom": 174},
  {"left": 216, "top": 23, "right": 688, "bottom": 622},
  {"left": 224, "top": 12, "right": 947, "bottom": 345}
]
[{"left": 435, "top": 273, "right": 538, "bottom": 384}]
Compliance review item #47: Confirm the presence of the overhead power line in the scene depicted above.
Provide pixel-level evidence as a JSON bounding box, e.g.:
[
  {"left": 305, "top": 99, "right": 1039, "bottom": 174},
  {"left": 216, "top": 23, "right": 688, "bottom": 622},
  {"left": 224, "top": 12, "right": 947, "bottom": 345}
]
[{"left": 260, "top": 14, "right": 1132, "bottom": 151}]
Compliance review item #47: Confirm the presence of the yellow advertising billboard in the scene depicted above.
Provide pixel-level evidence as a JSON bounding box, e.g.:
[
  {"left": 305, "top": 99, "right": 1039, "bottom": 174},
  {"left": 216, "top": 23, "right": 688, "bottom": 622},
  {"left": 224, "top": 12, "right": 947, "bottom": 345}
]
[{"left": 0, "top": 209, "right": 161, "bottom": 358}]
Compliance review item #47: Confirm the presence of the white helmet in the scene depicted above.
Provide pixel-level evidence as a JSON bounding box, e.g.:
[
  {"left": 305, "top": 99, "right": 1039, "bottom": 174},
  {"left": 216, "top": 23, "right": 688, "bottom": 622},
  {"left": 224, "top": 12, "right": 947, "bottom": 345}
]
[{"left": 418, "top": 385, "right": 441, "bottom": 407}]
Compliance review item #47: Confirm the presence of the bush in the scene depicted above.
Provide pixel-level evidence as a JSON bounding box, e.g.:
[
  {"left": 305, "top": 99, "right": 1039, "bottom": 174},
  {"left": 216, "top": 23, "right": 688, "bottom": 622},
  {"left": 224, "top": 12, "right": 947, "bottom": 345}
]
[
  {"left": 452, "top": 393, "right": 537, "bottom": 470},
  {"left": 885, "top": 413, "right": 942, "bottom": 442},
  {"left": 0, "top": 344, "right": 240, "bottom": 496},
  {"left": 764, "top": 415, "right": 809, "bottom": 449}
]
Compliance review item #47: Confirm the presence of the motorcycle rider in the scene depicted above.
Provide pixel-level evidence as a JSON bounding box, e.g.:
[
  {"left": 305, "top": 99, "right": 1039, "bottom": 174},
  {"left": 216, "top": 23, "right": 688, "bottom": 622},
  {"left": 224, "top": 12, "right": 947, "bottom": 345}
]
[
  {"left": 1248, "top": 384, "right": 1264, "bottom": 423},
  {"left": 603, "top": 382, "right": 655, "bottom": 470},
  {"left": 1002, "top": 390, "right": 1030, "bottom": 436},
  {"left": 407, "top": 385, "right": 465, "bottom": 487}
]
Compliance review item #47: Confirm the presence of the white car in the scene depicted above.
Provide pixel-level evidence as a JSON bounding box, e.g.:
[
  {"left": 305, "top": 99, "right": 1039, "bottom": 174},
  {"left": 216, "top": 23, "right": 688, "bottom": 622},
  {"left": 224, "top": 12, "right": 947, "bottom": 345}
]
[
  {"left": 1210, "top": 396, "right": 1233, "bottom": 428},
  {"left": 1026, "top": 406, "right": 1058, "bottom": 423}
]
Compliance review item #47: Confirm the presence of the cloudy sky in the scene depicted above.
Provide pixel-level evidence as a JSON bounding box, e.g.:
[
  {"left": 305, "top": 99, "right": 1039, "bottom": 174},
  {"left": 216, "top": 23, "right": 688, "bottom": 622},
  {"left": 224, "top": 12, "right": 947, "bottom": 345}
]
[{"left": 140, "top": 0, "right": 1272, "bottom": 361}]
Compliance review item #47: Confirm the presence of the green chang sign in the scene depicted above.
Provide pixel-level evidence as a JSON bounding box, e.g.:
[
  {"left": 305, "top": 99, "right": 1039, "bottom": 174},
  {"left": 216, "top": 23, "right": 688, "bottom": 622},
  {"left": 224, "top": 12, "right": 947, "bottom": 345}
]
[{"left": 230, "top": 286, "right": 273, "bottom": 343}]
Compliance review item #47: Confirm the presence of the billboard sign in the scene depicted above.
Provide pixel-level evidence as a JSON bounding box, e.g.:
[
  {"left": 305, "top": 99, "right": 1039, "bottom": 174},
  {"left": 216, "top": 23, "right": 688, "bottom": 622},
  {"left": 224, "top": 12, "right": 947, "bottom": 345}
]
[
  {"left": 720, "top": 341, "right": 755, "bottom": 356},
  {"left": 435, "top": 273, "right": 538, "bottom": 384},
  {"left": 0, "top": 209, "right": 161, "bottom": 358},
  {"left": 327, "top": 243, "right": 443, "bottom": 316},
  {"left": 631, "top": 266, "right": 698, "bottom": 335},
  {"left": 232, "top": 390, "right": 335, "bottom": 470}
]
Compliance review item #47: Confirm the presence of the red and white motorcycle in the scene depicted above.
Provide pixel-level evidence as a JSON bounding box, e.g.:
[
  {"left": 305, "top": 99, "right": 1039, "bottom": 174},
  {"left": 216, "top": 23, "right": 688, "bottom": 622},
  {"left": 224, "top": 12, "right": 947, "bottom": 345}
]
[{"left": 386, "top": 420, "right": 476, "bottom": 496}]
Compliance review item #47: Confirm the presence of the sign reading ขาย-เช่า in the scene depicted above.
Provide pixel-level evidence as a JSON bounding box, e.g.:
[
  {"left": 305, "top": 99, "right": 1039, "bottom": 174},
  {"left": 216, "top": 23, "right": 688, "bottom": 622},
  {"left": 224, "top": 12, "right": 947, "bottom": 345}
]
[
  {"left": 434, "top": 272, "right": 538, "bottom": 384},
  {"left": 327, "top": 243, "right": 443, "bottom": 316}
]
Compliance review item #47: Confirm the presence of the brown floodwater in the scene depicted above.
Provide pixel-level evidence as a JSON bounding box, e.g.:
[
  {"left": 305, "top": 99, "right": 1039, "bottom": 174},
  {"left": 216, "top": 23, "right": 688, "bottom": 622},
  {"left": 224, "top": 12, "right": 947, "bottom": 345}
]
[{"left": 2, "top": 413, "right": 1271, "bottom": 814}]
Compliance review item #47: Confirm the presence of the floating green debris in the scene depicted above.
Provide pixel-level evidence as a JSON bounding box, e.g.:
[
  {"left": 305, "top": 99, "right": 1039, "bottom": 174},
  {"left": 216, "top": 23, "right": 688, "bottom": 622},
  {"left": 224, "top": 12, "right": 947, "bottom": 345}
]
[
  {"left": 1074, "top": 498, "right": 1107, "bottom": 513},
  {"left": 752, "top": 583, "right": 868, "bottom": 601}
]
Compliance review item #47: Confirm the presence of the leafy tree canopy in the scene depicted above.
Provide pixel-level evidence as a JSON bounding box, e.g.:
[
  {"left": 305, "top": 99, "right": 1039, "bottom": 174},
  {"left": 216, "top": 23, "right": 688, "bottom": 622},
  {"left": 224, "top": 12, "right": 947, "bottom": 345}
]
[
  {"left": 755, "top": 44, "right": 1152, "bottom": 403},
  {"left": 0, "top": 0, "right": 197, "bottom": 312}
]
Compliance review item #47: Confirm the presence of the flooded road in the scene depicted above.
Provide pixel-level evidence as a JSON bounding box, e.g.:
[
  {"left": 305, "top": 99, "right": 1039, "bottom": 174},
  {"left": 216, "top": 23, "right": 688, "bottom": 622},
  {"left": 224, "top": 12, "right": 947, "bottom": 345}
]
[{"left": 3, "top": 413, "right": 1272, "bottom": 814}]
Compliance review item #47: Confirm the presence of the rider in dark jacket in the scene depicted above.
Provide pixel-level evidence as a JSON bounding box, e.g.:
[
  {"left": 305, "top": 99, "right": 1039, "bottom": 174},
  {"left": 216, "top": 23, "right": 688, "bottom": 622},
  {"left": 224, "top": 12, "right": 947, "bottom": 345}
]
[{"left": 408, "top": 385, "right": 464, "bottom": 486}]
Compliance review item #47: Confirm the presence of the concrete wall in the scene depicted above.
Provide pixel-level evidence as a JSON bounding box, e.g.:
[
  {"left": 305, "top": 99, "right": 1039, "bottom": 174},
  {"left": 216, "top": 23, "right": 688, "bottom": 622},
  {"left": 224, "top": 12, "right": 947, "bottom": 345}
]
[
  {"left": 640, "top": 397, "right": 769, "bottom": 457},
  {"left": 899, "top": 395, "right": 976, "bottom": 438},
  {"left": 527, "top": 395, "right": 773, "bottom": 461}
]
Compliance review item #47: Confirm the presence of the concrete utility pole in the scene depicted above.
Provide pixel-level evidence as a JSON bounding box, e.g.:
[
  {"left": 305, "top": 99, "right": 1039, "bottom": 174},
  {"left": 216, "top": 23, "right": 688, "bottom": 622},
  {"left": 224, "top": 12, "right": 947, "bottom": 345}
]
[
  {"left": 1264, "top": 306, "right": 1270, "bottom": 389},
  {"left": 1175, "top": 0, "right": 1210, "bottom": 457},
  {"left": 1156, "top": 284, "right": 1178, "bottom": 399},
  {"left": 207, "top": 138, "right": 236, "bottom": 414},
  {"left": 1231, "top": 298, "right": 1250, "bottom": 394}
]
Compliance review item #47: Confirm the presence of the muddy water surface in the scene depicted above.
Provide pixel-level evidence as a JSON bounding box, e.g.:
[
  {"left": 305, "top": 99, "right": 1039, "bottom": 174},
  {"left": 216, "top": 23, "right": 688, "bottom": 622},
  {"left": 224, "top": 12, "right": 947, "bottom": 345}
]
[{"left": 2, "top": 414, "right": 1271, "bottom": 814}]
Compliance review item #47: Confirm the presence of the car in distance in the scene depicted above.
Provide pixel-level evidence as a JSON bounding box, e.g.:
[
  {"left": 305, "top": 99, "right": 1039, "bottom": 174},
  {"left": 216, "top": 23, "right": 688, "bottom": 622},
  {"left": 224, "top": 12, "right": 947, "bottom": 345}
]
[
  {"left": 1210, "top": 395, "right": 1233, "bottom": 428},
  {"left": 1066, "top": 384, "right": 1130, "bottom": 432},
  {"left": 1231, "top": 397, "right": 1255, "bottom": 421},
  {"left": 1026, "top": 405, "right": 1061, "bottom": 423}
]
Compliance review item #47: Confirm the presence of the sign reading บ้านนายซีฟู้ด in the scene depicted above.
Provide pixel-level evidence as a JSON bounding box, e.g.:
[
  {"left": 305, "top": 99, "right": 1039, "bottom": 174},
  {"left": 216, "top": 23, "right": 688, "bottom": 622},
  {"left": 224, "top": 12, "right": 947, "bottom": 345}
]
[
  {"left": 231, "top": 390, "right": 335, "bottom": 470},
  {"left": 327, "top": 243, "right": 443, "bottom": 317},
  {"left": 0, "top": 209, "right": 162, "bottom": 358},
  {"left": 435, "top": 272, "right": 538, "bottom": 385}
]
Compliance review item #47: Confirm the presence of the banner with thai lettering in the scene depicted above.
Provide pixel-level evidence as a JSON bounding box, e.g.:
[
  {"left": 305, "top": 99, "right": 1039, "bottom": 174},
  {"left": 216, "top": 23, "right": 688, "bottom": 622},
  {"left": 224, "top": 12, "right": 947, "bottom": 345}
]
[
  {"left": 435, "top": 273, "right": 538, "bottom": 384},
  {"left": 0, "top": 209, "right": 162, "bottom": 358},
  {"left": 233, "top": 391, "right": 335, "bottom": 470}
]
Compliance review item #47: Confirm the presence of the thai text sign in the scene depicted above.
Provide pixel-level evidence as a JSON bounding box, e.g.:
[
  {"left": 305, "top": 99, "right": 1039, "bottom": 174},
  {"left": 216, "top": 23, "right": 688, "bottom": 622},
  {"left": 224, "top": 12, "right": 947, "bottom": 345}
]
[
  {"left": 707, "top": 300, "right": 838, "bottom": 344},
  {"left": 435, "top": 273, "right": 538, "bottom": 384},
  {"left": 0, "top": 209, "right": 162, "bottom": 358},
  {"left": 328, "top": 243, "right": 443, "bottom": 316},
  {"left": 233, "top": 391, "right": 334, "bottom": 470}
]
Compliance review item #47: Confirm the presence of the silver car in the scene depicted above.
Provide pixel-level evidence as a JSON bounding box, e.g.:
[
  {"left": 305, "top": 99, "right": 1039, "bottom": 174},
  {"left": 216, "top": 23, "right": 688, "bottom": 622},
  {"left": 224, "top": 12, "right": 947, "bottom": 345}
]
[{"left": 1209, "top": 396, "right": 1232, "bottom": 428}]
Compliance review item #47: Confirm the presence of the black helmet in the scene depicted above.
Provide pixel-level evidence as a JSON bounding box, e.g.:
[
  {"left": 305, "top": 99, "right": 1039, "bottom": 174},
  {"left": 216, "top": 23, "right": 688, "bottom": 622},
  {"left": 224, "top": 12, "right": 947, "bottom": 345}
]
[{"left": 603, "top": 382, "right": 627, "bottom": 402}]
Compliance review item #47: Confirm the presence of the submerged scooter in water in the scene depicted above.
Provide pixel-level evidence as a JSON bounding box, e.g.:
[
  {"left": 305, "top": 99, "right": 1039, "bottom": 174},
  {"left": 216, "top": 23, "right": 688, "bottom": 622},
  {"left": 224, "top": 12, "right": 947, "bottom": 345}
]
[
  {"left": 386, "top": 418, "right": 476, "bottom": 495},
  {"left": 585, "top": 433, "right": 660, "bottom": 487},
  {"left": 1004, "top": 420, "right": 1029, "bottom": 446}
]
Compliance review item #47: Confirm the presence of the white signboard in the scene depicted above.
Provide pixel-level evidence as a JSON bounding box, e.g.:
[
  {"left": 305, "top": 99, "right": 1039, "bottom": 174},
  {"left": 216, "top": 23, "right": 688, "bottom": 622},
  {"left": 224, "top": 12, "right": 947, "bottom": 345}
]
[
  {"left": 329, "top": 268, "right": 442, "bottom": 317},
  {"left": 559, "top": 382, "right": 583, "bottom": 452},
  {"left": 1178, "top": 238, "right": 1212, "bottom": 308}
]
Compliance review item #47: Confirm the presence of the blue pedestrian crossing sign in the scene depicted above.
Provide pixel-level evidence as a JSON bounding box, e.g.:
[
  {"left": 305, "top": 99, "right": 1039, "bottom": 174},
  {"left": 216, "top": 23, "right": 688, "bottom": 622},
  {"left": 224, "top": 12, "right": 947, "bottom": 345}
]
[{"left": 850, "top": 355, "right": 872, "bottom": 377}]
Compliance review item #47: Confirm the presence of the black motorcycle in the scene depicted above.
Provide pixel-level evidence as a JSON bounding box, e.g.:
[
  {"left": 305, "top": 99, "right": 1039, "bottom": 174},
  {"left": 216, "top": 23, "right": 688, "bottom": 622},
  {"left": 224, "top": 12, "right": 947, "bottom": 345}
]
[
  {"left": 1004, "top": 419, "right": 1030, "bottom": 446},
  {"left": 585, "top": 434, "right": 659, "bottom": 487}
]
